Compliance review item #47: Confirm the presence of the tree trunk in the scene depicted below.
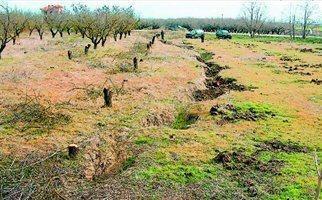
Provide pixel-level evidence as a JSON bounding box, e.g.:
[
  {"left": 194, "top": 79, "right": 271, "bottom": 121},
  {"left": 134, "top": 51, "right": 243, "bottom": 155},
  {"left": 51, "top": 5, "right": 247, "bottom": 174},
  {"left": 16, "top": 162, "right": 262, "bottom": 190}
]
[
  {"left": 250, "top": 30, "right": 255, "bottom": 38},
  {"left": 101, "top": 37, "right": 107, "bottom": 47},
  {"left": 50, "top": 29, "right": 57, "bottom": 38},
  {"left": 103, "top": 88, "right": 112, "bottom": 107},
  {"left": 59, "top": 31, "right": 63, "bottom": 37},
  {"left": 29, "top": 29, "right": 34, "bottom": 36},
  {"left": 133, "top": 57, "right": 138, "bottom": 71},
  {"left": 113, "top": 34, "right": 117, "bottom": 41},
  {"left": 67, "top": 29, "right": 71, "bottom": 35},
  {"left": 119, "top": 32, "right": 123, "bottom": 40},
  {"left": 0, "top": 44, "right": 6, "bottom": 59},
  {"left": 68, "top": 50, "right": 72, "bottom": 60},
  {"left": 13, "top": 37, "right": 16, "bottom": 45},
  {"left": 292, "top": 15, "right": 295, "bottom": 39},
  {"left": 302, "top": 8, "right": 308, "bottom": 39}
]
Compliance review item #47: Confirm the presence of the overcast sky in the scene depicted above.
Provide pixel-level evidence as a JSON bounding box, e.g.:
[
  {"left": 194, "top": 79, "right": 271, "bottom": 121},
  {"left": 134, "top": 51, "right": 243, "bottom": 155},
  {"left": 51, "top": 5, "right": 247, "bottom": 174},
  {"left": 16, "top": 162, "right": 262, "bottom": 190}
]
[{"left": 4, "top": 0, "right": 322, "bottom": 21}]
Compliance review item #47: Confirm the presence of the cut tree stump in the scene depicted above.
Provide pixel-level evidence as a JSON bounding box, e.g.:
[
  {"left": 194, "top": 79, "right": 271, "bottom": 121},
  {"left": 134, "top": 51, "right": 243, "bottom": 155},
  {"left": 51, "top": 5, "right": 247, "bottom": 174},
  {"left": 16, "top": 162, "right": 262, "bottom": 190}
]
[
  {"left": 68, "top": 144, "right": 79, "bottom": 158},
  {"left": 67, "top": 50, "right": 72, "bottom": 59},
  {"left": 161, "top": 30, "right": 164, "bottom": 40},
  {"left": 103, "top": 88, "right": 112, "bottom": 107},
  {"left": 201, "top": 35, "right": 205, "bottom": 43},
  {"left": 84, "top": 44, "right": 91, "bottom": 55},
  {"left": 133, "top": 57, "right": 138, "bottom": 70}
]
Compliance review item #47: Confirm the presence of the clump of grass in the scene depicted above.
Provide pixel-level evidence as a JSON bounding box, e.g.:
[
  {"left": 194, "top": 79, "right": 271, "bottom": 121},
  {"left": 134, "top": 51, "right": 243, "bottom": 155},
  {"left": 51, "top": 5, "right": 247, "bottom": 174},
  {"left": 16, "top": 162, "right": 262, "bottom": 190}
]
[
  {"left": 0, "top": 98, "right": 70, "bottom": 134},
  {"left": 172, "top": 108, "right": 199, "bottom": 129},
  {"left": 135, "top": 135, "right": 154, "bottom": 146},
  {"left": 122, "top": 156, "right": 136, "bottom": 171},
  {"left": 199, "top": 51, "right": 213, "bottom": 62}
]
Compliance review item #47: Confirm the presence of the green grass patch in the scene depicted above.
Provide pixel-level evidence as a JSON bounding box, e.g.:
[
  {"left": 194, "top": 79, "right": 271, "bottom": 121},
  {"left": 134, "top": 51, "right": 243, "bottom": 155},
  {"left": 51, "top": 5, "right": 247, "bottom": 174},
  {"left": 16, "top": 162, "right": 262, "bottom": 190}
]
[
  {"left": 137, "top": 164, "right": 217, "bottom": 185},
  {"left": 172, "top": 108, "right": 199, "bottom": 129},
  {"left": 231, "top": 34, "right": 322, "bottom": 45},
  {"left": 122, "top": 156, "right": 136, "bottom": 171},
  {"left": 199, "top": 51, "right": 213, "bottom": 62},
  {"left": 135, "top": 135, "right": 154, "bottom": 146}
]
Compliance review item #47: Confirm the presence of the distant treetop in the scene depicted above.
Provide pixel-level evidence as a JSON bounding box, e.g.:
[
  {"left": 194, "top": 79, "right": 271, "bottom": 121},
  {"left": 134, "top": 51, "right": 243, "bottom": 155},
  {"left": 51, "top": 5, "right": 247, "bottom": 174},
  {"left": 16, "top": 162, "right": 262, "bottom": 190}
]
[{"left": 41, "top": 5, "right": 64, "bottom": 14}]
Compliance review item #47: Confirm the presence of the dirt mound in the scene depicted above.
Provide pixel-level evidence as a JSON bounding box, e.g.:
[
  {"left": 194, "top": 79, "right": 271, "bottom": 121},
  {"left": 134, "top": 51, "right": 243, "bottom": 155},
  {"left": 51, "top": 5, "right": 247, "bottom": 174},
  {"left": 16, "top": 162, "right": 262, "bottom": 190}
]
[
  {"left": 210, "top": 103, "right": 275, "bottom": 124},
  {"left": 311, "top": 79, "right": 321, "bottom": 85},
  {"left": 142, "top": 110, "right": 174, "bottom": 127},
  {"left": 299, "top": 47, "right": 314, "bottom": 53},
  {"left": 256, "top": 140, "right": 308, "bottom": 153},
  {"left": 284, "top": 65, "right": 312, "bottom": 76},
  {"left": 213, "top": 150, "right": 282, "bottom": 173},
  {"left": 294, "top": 63, "right": 322, "bottom": 68}
]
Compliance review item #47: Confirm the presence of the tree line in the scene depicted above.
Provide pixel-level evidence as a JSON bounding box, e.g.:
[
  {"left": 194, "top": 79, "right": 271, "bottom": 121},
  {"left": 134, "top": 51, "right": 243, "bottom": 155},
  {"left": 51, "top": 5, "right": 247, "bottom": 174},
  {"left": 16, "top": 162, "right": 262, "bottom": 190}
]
[
  {"left": 138, "top": 1, "right": 320, "bottom": 39},
  {"left": 0, "top": 4, "right": 138, "bottom": 58}
]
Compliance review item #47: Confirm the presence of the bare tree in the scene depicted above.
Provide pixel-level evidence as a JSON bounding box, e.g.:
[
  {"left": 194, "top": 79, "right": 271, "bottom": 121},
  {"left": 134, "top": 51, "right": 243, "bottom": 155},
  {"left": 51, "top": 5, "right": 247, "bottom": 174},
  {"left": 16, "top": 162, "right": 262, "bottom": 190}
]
[
  {"left": 0, "top": 5, "right": 16, "bottom": 59},
  {"left": 287, "top": 4, "right": 296, "bottom": 39},
  {"left": 300, "top": 0, "right": 316, "bottom": 39},
  {"left": 241, "top": 1, "right": 266, "bottom": 37}
]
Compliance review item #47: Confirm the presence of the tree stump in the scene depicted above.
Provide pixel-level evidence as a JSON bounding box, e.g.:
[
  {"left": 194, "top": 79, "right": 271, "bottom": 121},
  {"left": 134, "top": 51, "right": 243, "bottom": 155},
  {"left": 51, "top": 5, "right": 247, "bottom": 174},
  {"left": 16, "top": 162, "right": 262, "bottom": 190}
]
[
  {"left": 201, "top": 35, "right": 205, "bottom": 43},
  {"left": 67, "top": 50, "right": 72, "bottom": 60},
  {"left": 103, "top": 88, "right": 112, "bottom": 107},
  {"left": 84, "top": 44, "right": 91, "bottom": 55},
  {"left": 68, "top": 144, "right": 79, "bottom": 158},
  {"left": 133, "top": 57, "right": 138, "bottom": 71},
  {"left": 161, "top": 30, "right": 165, "bottom": 40}
]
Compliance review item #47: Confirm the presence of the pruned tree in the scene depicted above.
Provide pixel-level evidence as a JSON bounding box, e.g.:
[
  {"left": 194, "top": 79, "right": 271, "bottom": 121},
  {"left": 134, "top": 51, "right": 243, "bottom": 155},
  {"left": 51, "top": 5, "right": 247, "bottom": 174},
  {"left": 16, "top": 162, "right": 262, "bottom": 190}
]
[
  {"left": 43, "top": 11, "right": 65, "bottom": 38},
  {"left": 72, "top": 5, "right": 137, "bottom": 49},
  {"left": 10, "top": 9, "right": 28, "bottom": 44},
  {"left": 71, "top": 4, "right": 89, "bottom": 38},
  {"left": 240, "top": 1, "right": 266, "bottom": 37},
  {"left": 96, "top": 5, "right": 118, "bottom": 47},
  {"left": 34, "top": 14, "right": 46, "bottom": 40},
  {"left": 26, "top": 12, "right": 36, "bottom": 36}
]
